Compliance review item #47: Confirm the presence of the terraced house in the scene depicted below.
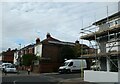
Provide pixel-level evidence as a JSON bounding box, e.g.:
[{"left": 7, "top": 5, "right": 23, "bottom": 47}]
[
  {"left": 33, "top": 33, "right": 95, "bottom": 73},
  {"left": 2, "top": 48, "right": 17, "bottom": 63},
  {"left": 13, "top": 33, "right": 95, "bottom": 73}
]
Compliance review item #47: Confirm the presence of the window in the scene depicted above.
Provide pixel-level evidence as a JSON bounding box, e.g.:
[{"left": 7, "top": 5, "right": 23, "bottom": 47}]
[
  {"left": 68, "top": 62, "right": 73, "bottom": 66},
  {"left": 115, "top": 20, "right": 118, "bottom": 25},
  {"left": 110, "top": 57, "right": 118, "bottom": 72}
]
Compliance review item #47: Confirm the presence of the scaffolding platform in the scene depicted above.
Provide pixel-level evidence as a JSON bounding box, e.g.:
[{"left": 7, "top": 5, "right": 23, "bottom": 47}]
[{"left": 81, "top": 24, "right": 120, "bottom": 40}]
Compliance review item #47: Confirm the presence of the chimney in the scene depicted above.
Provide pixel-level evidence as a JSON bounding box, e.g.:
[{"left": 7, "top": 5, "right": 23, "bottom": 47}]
[
  {"left": 8, "top": 48, "right": 11, "bottom": 51},
  {"left": 75, "top": 40, "right": 79, "bottom": 44},
  {"left": 36, "top": 38, "right": 40, "bottom": 44},
  {"left": 46, "top": 33, "right": 51, "bottom": 38}
]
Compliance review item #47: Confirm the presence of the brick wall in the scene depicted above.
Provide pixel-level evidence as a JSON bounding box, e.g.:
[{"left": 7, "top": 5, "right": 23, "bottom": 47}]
[{"left": 2, "top": 50, "right": 15, "bottom": 63}]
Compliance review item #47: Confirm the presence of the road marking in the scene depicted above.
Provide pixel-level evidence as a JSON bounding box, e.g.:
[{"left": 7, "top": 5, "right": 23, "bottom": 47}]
[{"left": 13, "top": 80, "right": 18, "bottom": 84}]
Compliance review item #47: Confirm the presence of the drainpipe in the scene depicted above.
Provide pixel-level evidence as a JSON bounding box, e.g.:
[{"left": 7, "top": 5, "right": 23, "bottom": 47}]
[
  {"left": 106, "top": 58, "right": 110, "bottom": 72},
  {"left": 107, "top": 31, "right": 110, "bottom": 72}
]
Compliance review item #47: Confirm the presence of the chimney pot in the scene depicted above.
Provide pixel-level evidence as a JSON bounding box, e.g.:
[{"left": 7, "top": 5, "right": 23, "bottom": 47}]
[
  {"left": 36, "top": 38, "right": 40, "bottom": 44},
  {"left": 46, "top": 33, "right": 51, "bottom": 38},
  {"left": 75, "top": 40, "right": 79, "bottom": 44}
]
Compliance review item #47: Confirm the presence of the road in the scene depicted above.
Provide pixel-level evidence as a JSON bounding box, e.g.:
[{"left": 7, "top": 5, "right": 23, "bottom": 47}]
[{"left": 1, "top": 71, "right": 92, "bottom": 84}]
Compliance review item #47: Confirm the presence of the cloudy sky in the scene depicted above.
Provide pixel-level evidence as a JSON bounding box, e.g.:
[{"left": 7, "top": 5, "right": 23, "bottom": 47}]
[{"left": 0, "top": 1, "right": 119, "bottom": 51}]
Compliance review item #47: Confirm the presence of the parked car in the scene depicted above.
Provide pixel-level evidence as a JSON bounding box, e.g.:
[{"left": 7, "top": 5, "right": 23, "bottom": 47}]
[
  {"left": 91, "top": 60, "right": 100, "bottom": 71},
  {"left": 58, "top": 59, "right": 87, "bottom": 73},
  {"left": 1, "top": 63, "right": 12, "bottom": 71},
  {"left": 3, "top": 64, "right": 17, "bottom": 73}
]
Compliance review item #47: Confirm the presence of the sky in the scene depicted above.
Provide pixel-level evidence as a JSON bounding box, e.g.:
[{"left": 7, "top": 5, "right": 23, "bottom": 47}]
[{"left": 0, "top": 1, "right": 119, "bottom": 52}]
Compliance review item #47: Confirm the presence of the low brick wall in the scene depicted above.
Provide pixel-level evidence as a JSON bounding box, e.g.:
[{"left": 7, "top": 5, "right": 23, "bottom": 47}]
[
  {"left": 33, "top": 65, "right": 40, "bottom": 73},
  {"left": 33, "top": 63, "right": 61, "bottom": 73}
]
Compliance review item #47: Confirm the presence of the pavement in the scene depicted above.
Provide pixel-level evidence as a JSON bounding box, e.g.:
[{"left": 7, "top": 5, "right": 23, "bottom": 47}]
[
  {"left": 41, "top": 72, "right": 94, "bottom": 84},
  {"left": 21, "top": 71, "right": 95, "bottom": 84},
  {"left": 2, "top": 70, "right": 40, "bottom": 77},
  {"left": 59, "top": 78, "right": 95, "bottom": 84}
]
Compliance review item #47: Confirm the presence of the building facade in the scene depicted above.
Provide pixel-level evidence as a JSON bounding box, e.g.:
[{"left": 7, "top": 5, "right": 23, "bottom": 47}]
[
  {"left": 33, "top": 33, "right": 94, "bottom": 73},
  {"left": 2, "top": 48, "right": 17, "bottom": 63},
  {"left": 81, "top": 11, "right": 120, "bottom": 82},
  {"left": 33, "top": 33, "right": 74, "bottom": 73}
]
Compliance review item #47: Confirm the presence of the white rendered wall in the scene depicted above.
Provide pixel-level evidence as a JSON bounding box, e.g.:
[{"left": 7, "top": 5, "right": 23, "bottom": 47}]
[
  {"left": 84, "top": 70, "right": 118, "bottom": 82},
  {"left": 14, "top": 51, "right": 18, "bottom": 65},
  {"left": 106, "top": 41, "right": 119, "bottom": 53},
  {"left": 118, "top": 57, "right": 120, "bottom": 82},
  {"left": 34, "top": 44, "right": 42, "bottom": 57}
]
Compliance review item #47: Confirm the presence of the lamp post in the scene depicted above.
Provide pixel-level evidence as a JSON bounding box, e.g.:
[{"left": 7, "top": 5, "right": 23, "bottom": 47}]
[
  {"left": 80, "top": 31, "right": 84, "bottom": 80},
  {"left": 18, "top": 44, "right": 21, "bottom": 72}
]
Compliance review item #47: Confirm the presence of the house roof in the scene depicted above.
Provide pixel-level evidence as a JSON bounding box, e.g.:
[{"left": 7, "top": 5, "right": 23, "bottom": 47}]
[
  {"left": 41, "top": 36, "right": 61, "bottom": 44},
  {"left": 21, "top": 44, "right": 35, "bottom": 50},
  {"left": 80, "top": 12, "right": 120, "bottom": 40},
  {"left": 48, "top": 40, "right": 75, "bottom": 46},
  {"left": 92, "top": 11, "right": 120, "bottom": 25}
]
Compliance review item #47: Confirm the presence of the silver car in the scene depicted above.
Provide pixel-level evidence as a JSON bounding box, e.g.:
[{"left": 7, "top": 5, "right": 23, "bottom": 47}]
[{"left": 4, "top": 65, "right": 17, "bottom": 73}]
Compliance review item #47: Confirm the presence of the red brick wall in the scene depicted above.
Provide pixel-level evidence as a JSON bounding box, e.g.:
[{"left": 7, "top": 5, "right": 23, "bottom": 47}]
[
  {"left": 42, "top": 44, "right": 60, "bottom": 62},
  {"left": 38, "top": 44, "right": 61, "bottom": 73},
  {"left": 39, "top": 63, "right": 60, "bottom": 73},
  {"left": 2, "top": 50, "right": 14, "bottom": 63}
]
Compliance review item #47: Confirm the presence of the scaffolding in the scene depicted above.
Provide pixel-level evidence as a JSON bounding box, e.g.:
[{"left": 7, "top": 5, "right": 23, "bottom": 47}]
[{"left": 80, "top": 11, "right": 120, "bottom": 71}]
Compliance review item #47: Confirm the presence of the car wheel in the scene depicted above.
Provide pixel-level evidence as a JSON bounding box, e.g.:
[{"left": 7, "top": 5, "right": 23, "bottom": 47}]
[{"left": 67, "top": 69, "right": 71, "bottom": 73}]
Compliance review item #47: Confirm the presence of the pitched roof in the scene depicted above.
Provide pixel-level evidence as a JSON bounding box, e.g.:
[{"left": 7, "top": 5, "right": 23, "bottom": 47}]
[
  {"left": 48, "top": 40, "right": 75, "bottom": 46},
  {"left": 41, "top": 36, "right": 61, "bottom": 44}
]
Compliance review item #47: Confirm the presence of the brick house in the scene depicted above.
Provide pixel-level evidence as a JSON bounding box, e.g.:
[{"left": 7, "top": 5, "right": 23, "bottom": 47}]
[
  {"left": 13, "top": 44, "right": 35, "bottom": 70},
  {"left": 33, "top": 33, "right": 95, "bottom": 73},
  {"left": 21, "top": 44, "right": 34, "bottom": 55},
  {"left": 2, "top": 48, "right": 17, "bottom": 63},
  {"left": 33, "top": 33, "right": 67, "bottom": 73}
]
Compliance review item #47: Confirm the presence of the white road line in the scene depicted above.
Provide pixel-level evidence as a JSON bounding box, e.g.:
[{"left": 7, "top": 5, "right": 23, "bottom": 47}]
[{"left": 13, "top": 80, "right": 18, "bottom": 84}]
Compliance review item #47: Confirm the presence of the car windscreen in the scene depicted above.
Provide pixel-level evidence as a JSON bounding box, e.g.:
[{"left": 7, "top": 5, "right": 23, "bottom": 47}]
[
  {"left": 6, "top": 65, "right": 15, "bottom": 68},
  {"left": 63, "top": 62, "right": 69, "bottom": 66}
]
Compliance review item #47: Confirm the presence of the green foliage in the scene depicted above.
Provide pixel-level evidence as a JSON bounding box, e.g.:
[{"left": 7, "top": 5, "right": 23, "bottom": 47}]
[
  {"left": 22, "top": 54, "right": 37, "bottom": 66},
  {"left": 74, "top": 44, "right": 88, "bottom": 57},
  {"left": 60, "top": 44, "right": 88, "bottom": 63},
  {"left": 73, "top": 44, "right": 81, "bottom": 57},
  {"left": 60, "top": 46, "right": 76, "bottom": 62}
]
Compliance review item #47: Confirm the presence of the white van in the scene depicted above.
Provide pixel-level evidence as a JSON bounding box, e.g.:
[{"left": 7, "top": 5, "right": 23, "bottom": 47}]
[{"left": 58, "top": 59, "right": 87, "bottom": 73}]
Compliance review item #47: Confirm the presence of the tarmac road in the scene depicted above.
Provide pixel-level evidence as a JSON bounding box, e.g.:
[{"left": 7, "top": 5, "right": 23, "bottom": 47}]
[{"left": 1, "top": 71, "right": 94, "bottom": 84}]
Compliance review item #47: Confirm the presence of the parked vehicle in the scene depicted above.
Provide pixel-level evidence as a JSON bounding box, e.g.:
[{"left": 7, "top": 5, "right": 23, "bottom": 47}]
[
  {"left": 58, "top": 59, "right": 87, "bottom": 73},
  {"left": 4, "top": 64, "right": 17, "bottom": 73},
  {"left": 1, "top": 63, "right": 12, "bottom": 71},
  {"left": 90, "top": 60, "right": 100, "bottom": 71}
]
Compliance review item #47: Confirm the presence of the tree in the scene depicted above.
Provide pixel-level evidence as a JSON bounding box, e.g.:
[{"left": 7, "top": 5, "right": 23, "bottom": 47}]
[
  {"left": 73, "top": 44, "right": 81, "bottom": 57},
  {"left": 73, "top": 44, "right": 88, "bottom": 57},
  {"left": 22, "top": 54, "right": 37, "bottom": 66}
]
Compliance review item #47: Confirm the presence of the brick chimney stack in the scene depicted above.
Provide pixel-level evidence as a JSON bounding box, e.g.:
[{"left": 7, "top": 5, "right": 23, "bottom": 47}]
[
  {"left": 36, "top": 38, "right": 40, "bottom": 44},
  {"left": 75, "top": 40, "right": 79, "bottom": 44},
  {"left": 8, "top": 48, "right": 11, "bottom": 51},
  {"left": 46, "top": 33, "right": 51, "bottom": 38}
]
